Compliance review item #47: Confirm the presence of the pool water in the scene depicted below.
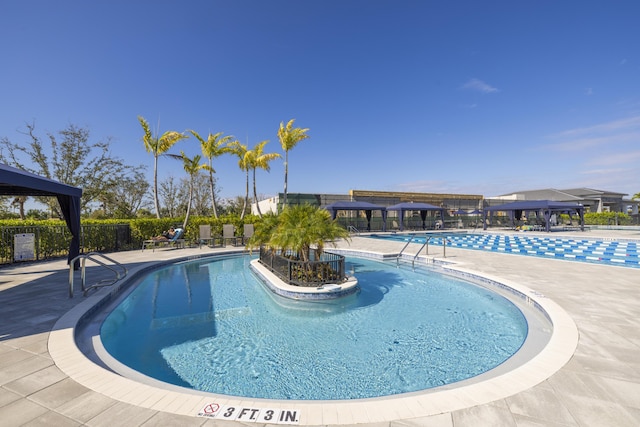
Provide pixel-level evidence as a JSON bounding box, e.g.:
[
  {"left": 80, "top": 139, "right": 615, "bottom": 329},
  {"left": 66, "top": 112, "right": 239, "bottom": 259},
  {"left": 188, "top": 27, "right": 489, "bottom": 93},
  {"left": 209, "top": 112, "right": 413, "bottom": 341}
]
[
  {"left": 369, "top": 233, "right": 640, "bottom": 268},
  {"left": 100, "top": 255, "right": 528, "bottom": 400}
]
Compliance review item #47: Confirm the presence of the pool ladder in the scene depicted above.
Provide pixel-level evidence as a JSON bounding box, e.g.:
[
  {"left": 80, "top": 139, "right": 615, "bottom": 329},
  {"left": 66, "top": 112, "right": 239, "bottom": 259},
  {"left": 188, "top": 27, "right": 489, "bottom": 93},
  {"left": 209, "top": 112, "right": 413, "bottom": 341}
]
[
  {"left": 68, "top": 252, "right": 128, "bottom": 298},
  {"left": 397, "top": 235, "right": 448, "bottom": 269}
]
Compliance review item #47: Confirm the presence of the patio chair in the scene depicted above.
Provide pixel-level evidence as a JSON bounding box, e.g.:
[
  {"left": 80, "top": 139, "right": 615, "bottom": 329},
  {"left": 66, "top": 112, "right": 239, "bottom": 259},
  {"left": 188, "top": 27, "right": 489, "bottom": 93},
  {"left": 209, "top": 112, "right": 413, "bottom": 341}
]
[
  {"left": 142, "top": 227, "right": 185, "bottom": 252},
  {"left": 198, "top": 224, "right": 222, "bottom": 248},
  {"left": 223, "top": 224, "right": 240, "bottom": 247},
  {"left": 242, "top": 223, "right": 254, "bottom": 245}
]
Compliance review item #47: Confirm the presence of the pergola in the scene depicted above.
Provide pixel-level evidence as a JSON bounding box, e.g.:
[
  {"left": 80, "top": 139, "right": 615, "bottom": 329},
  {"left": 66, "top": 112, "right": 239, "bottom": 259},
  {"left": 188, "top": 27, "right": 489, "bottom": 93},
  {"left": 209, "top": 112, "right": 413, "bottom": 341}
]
[
  {"left": 483, "top": 200, "right": 585, "bottom": 232},
  {"left": 386, "top": 202, "right": 445, "bottom": 231},
  {"left": 0, "top": 163, "right": 83, "bottom": 265},
  {"left": 324, "top": 201, "right": 387, "bottom": 231}
]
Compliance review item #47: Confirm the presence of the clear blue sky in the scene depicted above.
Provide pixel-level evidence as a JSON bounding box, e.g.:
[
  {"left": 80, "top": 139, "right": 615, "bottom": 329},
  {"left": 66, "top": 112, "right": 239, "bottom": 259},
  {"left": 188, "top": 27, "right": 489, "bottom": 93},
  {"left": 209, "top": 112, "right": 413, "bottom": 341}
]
[{"left": 2, "top": 1, "right": 639, "bottom": 204}]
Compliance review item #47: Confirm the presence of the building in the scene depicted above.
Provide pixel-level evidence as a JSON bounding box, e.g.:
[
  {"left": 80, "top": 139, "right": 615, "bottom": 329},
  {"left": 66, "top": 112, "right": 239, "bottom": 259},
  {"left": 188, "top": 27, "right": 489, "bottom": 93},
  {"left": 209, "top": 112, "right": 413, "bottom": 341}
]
[
  {"left": 489, "top": 188, "right": 638, "bottom": 214},
  {"left": 253, "top": 190, "right": 484, "bottom": 215}
]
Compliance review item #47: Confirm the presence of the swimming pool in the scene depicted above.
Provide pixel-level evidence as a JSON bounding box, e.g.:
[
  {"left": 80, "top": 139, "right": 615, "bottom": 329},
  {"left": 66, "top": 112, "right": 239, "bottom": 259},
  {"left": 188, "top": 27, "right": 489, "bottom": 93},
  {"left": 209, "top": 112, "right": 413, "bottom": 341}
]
[
  {"left": 368, "top": 233, "right": 640, "bottom": 268},
  {"left": 98, "top": 254, "right": 534, "bottom": 400}
]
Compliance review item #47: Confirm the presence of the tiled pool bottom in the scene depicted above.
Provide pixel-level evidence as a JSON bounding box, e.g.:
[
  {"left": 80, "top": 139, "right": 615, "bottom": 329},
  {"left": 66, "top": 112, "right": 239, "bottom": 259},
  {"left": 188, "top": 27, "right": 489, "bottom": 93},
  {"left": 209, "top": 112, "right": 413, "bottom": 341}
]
[{"left": 368, "top": 232, "right": 640, "bottom": 268}]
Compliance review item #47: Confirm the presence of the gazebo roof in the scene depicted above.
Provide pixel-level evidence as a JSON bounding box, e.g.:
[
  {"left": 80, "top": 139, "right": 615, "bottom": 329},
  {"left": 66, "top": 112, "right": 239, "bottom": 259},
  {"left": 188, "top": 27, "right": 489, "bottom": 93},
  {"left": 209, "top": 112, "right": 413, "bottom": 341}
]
[
  {"left": 324, "top": 201, "right": 386, "bottom": 211},
  {"left": 485, "top": 200, "right": 583, "bottom": 212},
  {"left": 385, "top": 202, "right": 442, "bottom": 211},
  {"left": 0, "top": 163, "right": 81, "bottom": 197}
]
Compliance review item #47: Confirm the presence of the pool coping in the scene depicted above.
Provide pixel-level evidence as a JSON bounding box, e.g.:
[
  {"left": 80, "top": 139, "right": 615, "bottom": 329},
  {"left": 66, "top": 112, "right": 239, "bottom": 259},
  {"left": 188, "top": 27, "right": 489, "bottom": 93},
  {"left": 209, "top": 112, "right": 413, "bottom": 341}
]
[{"left": 48, "top": 248, "right": 579, "bottom": 425}]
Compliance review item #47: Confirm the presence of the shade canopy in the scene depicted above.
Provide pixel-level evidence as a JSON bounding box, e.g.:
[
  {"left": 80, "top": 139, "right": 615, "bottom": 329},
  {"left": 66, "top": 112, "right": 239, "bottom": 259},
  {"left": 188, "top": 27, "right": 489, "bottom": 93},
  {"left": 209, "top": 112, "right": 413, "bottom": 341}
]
[
  {"left": 324, "top": 201, "right": 387, "bottom": 231},
  {"left": 484, "top": 200, "right": 584, "bottom": 232},
  {"left": 385, "top": 202, "right": 445, "bottom": 231},
  {"left": 0, "top": 163, "right": 83, "bottom": 264}
]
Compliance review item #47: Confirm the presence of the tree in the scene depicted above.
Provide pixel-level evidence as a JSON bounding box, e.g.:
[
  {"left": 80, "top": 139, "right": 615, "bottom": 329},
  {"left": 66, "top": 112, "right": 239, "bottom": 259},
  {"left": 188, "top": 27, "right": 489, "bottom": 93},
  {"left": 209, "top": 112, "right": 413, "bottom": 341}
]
[
  {"left": 248, "top": 204, "right": 350, "bottom": 262},
  {"left": 189, "top": 130, "right": 233, "bottom": 218},
  {"left": 0, "top": 122, "right": 135, "bottom": 218},
  {"left": 186, "top": 172, "right": 214, "bottom": 216},
  {"left": 247, "top": 140, "right": 281, "bottom": 217},
  {"left": 138, "top": 116, "right": 188, "bottom": 219},
  {"left": 277, "top": 119, "right": 309, "bottom": 208},
  {"left": 11, "top": 196, "right": 27, "bottom": 220},
  {"left": 111, "top": 170, "right": 152, "bottom": 218},
  {"left": 158, "top": 175, "right": 181, "bottom": 218},
  {"left": 228, "top": 141, "right": 251, "bottom": 219},
  {"left": 170, "top": 151, "right": 211, "bottom": 229},
  {"left": 218, "top": 195, "right": 247, "bottom": 216}
]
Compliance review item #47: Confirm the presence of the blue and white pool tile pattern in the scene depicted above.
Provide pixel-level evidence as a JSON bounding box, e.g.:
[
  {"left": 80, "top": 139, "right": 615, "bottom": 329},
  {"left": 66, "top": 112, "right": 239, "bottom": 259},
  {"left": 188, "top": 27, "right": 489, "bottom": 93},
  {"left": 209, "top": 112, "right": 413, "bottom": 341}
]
[{"left": 407, "top": 234, "right": 640, "bottom": 268}]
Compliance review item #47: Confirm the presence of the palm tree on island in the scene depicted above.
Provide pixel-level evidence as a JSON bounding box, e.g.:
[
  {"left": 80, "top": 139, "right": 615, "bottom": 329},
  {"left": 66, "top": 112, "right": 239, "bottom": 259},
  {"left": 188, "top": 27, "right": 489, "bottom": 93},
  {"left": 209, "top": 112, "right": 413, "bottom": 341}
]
[{"left": 248, "top": 204, "right": 350, "bottom": 285}]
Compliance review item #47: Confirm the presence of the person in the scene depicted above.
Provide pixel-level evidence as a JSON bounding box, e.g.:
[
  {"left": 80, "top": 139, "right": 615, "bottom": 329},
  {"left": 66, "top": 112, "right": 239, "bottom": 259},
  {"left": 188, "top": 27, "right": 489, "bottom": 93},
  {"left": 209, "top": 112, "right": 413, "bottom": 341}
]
[{"left": 153, "top": 227, "right": 176, "bottom": 241}]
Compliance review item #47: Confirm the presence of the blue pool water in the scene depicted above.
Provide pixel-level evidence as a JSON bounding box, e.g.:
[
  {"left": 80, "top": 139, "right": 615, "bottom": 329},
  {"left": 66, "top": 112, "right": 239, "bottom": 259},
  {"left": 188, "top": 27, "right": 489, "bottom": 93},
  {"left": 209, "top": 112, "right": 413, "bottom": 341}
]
[
  {"left": 100, "top": 255, "right": 528, "bottom": 400},
  {"left": 369, "top": 233, "right": 640, "bottom": 268}
]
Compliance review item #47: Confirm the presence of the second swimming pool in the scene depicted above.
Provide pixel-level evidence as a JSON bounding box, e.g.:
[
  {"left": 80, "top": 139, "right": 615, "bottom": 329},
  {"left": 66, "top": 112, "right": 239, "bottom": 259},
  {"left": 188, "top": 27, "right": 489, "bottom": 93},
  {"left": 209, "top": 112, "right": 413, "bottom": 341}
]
[{"left": 368, "top": 232, "right": 640, "bottom": 268}]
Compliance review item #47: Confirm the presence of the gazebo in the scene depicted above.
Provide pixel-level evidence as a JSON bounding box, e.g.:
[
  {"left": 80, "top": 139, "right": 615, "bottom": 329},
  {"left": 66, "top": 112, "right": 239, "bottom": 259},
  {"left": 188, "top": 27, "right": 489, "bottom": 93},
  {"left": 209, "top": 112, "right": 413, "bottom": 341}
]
[
  {"left": 0, "top": 163, "right": 83, "bottom": 265},
  {"left": 385, "top": 202, "right": 445, "bottom": 231},
  {"left": 484, "top": 200, "right": 585, "bottom": 232},
  {"left": 324, "top": 201, "right": 387, "bottom": 231}
]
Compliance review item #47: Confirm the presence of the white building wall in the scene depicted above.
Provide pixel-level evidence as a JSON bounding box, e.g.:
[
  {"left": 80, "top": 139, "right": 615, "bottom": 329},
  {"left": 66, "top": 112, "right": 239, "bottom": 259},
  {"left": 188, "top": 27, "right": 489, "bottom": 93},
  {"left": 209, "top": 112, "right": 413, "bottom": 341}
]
[{"left": 252, "top": 196, "right": 279, "bottom": 215}]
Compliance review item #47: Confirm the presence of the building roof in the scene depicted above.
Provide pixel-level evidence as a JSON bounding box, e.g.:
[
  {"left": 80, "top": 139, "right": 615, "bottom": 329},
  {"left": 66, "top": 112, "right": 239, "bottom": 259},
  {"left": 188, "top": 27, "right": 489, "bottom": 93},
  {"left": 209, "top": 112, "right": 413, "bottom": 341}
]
[{"left": 496, "top": 187, "right": 627, "bottom": 199}]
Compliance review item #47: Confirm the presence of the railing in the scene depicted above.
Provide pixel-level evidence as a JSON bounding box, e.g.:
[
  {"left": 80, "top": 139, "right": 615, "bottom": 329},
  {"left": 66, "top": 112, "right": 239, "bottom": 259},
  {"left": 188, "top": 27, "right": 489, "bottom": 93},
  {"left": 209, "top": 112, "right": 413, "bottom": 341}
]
[
  {"left": 259, "top": 247, "right": 346, "bottom": 287},
  {"left": 397, "top": 234, "right": 415, "bottom": 266},
  {"left": 0, "top": 224, "right": 133, "bottom": 265},
  {"left": 69, "top": 252, "right": 128, "bottom": 297},
  {"left": 397, "top": 234, "right": 450, "bottom": 269}
]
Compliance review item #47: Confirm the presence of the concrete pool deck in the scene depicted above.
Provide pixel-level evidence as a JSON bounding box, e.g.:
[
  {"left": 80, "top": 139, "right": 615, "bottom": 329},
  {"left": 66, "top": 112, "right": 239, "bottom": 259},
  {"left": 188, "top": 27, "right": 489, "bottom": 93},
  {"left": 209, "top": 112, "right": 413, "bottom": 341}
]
[{"left": 1, "top": 228, "right": 639, "bottom": 426}]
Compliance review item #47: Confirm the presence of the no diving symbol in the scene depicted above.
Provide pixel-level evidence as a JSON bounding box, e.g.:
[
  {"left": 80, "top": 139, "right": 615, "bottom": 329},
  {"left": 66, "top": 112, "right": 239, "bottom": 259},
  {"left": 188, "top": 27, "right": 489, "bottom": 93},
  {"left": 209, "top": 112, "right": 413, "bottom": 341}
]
[{"left": 202, "top": 403, "right": 219, "bottom": 416}]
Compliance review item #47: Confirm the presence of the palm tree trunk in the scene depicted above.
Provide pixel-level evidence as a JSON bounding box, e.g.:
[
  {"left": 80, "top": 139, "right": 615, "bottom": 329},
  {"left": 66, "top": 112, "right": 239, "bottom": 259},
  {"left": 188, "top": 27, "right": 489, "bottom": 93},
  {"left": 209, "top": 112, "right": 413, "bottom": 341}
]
[
  {"left": 153, "top": 154, "right": 161, "bottom": 218},
  {"left": 241, "top": 170, "right": 249, "bottom": 219},
  {"left": 253, "top": 168, "right": 262, "bottom": 217},
  {"left": 283, "top": 150, "right": 289, "bottom": 208},
  {"left": 183, "top": 176, "right": 194, "bottom": 230},
  {"left": 208, "top": 168, "right": 218, "bottom": 218}
]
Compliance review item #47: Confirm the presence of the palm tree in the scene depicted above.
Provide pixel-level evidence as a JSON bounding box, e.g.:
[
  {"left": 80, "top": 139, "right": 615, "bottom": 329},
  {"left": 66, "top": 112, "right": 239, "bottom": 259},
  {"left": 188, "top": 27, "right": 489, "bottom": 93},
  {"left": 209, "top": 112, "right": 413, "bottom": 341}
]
[
  {"left": 169, "top": 151, "right": 211, "bottom": 230},
  {"left": 247, "top": 140, "right": 281, "bottom": 217},
  {"left": 251, "top": 204, "right": 350, "bottom": 262},
  {"left": 277, "top": 119, "right": 309, "bottom": 208},
  {"left": 188, "top": 130, "right": 233, "bottom": 218},
  {"left": 138, "top": 116, "right": 188, "bottom": 218},
  {"left": 228, "top": 141, "right": 251, "bottom": 219}
]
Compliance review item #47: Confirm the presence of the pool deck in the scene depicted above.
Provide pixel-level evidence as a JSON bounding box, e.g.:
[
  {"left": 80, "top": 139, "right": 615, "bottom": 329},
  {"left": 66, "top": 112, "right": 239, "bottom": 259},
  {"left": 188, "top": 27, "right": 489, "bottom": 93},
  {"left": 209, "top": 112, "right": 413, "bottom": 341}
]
[{"left": 1, "top": 228, "right": 639, "bottom": 426}]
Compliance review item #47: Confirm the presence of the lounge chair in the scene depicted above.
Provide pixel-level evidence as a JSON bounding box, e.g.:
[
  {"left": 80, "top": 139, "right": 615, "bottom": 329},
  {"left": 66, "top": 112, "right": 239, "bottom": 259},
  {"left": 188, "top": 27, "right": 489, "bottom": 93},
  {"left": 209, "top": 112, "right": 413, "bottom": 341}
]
[{"left": 142, "top": 228, "right": 185, "bottom": 252}]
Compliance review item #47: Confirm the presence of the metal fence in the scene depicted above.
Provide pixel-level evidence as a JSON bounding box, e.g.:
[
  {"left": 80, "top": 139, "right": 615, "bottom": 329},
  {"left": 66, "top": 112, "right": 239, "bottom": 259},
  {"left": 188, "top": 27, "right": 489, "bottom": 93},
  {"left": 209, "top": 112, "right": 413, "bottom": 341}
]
[
  {"left": 259, "top": 247, "right": 346, "bottom": 287},
  {"left": 0, "top": 224, "right": 133, "bottom": 265}
]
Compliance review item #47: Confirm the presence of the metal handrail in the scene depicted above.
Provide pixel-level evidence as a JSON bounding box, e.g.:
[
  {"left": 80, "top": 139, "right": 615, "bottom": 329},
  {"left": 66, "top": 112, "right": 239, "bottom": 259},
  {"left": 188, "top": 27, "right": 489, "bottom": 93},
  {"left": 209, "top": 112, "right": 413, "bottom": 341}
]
[
  {"left": 396, "top": 234, "right": 415, "bottom": 266},
  {"left": 412, "top": 237, "right": 431, "bottom": 269},
  {"left": 69, "top": 252, "right": 128, "bottom": 298},
  {"left": 347, "top": 225, "right": 360, "bottom": 235}
]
